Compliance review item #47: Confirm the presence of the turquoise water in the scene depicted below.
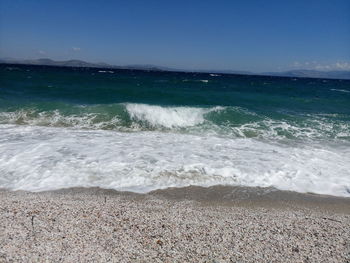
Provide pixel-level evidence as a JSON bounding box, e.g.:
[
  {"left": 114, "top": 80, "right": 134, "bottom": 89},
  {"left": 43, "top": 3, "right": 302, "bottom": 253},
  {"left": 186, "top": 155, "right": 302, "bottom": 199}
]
[{"left": 0, "top": 64, "right": 349, "bottom": 196}]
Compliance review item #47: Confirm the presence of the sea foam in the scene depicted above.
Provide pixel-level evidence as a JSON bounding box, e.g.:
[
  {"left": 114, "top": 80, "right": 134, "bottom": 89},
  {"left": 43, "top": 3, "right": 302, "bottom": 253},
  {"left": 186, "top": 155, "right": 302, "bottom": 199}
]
[{"left": 0, "top": 124, "right": 349, "bottom": 197}]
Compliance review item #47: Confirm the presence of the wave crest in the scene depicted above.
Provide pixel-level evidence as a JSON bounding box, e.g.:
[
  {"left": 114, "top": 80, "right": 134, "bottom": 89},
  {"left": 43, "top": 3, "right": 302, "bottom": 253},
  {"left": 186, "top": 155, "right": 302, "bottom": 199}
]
[
  {"left": 0, "top": 103, "right": 349, "bottom": 141},
  {"left": 126, "top": 103, "right": 223, "bottom": 128}
]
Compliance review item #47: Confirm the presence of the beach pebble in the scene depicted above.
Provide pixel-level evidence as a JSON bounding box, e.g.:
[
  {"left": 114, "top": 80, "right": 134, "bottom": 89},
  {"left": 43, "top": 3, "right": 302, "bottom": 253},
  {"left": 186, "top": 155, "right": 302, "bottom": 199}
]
[{"left": 0, "top": 189, "right": 349, "bottom": 262}]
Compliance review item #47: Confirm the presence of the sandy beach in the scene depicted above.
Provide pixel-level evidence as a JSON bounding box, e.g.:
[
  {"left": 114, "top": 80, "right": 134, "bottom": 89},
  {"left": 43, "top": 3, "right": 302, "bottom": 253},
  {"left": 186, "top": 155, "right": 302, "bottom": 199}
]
[{"left": 0, "top": 186, "right": 349, "bottom": 262}]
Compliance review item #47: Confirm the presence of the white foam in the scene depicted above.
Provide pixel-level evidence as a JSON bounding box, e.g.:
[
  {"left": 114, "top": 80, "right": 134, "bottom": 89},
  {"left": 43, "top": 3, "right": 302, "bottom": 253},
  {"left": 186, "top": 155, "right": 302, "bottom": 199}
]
[
  {"left": 98, "top": 70, "right": 114, "bottom": 73},
  {"left": 182, "top": 79, "right": 209, "bottom": 83},
  {"left": 0, "top": 124, "right": 349, "bottom": 197},
  {"left": 125, "top": 103, "right": 222, "bottom": 128},
  {"left": 330, "top": 89, "right": 350, "bottom": 93},
  {"left": 0, "top": 110, "right": 121, "bottom": 130}
]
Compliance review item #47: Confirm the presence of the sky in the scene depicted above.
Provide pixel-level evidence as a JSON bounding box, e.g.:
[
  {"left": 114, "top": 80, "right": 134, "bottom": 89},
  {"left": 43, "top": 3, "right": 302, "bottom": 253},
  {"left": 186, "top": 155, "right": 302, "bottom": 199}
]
[{"left": 0, "top": 0, "right": 349, "bottom": 72}]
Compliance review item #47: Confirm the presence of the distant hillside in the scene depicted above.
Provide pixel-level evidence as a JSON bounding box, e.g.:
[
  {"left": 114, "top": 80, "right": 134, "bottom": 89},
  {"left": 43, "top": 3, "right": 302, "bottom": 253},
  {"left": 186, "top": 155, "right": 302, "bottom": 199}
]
[
  {"left": 0, "top": 58, "right": 174, "bottom": 72},
  {"left": 0, "top": 58, "right": 112, "bottom": 68},
  {"left": 1, "top": 58, "right": 350, "bottom": 79},
  {"left": 261, "top": 70, "right": 350, "bottom": 80}
]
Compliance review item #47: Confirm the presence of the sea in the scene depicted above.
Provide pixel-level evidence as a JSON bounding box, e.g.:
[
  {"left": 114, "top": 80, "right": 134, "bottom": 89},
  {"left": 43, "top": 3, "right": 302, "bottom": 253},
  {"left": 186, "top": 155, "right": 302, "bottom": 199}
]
[{"left": 0, "top": 64, "right": 349, "bottom": 197}]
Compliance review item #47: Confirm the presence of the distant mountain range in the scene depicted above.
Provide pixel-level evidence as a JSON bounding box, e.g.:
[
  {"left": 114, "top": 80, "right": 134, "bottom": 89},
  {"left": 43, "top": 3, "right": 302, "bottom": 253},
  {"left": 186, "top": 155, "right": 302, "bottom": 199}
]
[
  {"left": 1, "top": 58, "right": 350, "bottom": 80},
  {"left": 0, "top": 58, "right": 172, "bottom": 71},
  {"left": 0, "top": 58, "right": 113, "bottom": 69},
  {"left": 261, "top": 69, "right": 350, "bottom": 80}
]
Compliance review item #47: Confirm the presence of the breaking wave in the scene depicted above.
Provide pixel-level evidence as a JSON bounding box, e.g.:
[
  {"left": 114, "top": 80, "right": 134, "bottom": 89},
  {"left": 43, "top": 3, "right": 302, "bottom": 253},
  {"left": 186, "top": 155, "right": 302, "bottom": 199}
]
[{"left": 0, "top": 103, "right": 349, "bottom": 141}]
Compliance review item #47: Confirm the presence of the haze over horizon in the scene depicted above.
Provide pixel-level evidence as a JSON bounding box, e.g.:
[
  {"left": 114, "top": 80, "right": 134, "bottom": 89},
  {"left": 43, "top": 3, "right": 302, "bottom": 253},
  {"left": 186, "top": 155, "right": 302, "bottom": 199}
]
[{"left": 0, "top": 0, "right": 349, "bottom": 72}]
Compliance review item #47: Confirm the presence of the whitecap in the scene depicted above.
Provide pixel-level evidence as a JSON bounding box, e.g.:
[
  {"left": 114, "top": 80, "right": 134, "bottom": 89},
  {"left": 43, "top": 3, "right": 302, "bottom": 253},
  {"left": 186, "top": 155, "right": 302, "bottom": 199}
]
[
  {"left": 330, "top": 89, "right": 350, "bottom": 93},
  {"left": 125, "top": 103, "right": 223, "bottom": 128}
]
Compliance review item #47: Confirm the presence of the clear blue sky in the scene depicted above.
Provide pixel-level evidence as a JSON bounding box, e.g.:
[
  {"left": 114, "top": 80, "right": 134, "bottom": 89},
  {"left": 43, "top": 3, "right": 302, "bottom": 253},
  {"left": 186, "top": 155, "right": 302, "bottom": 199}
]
[{"left": 0, "top": 0, "right": 349, "bottom": 72}]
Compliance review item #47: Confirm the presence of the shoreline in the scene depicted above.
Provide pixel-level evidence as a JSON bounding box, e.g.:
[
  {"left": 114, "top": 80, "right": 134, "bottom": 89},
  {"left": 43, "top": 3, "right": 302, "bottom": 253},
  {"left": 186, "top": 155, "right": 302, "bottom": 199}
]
[
  {"left": 5, "top": 184, "right": 350, "bottom": 213},
  {"left": 1, "top": 186, "right": 349, "bottom": 262}
]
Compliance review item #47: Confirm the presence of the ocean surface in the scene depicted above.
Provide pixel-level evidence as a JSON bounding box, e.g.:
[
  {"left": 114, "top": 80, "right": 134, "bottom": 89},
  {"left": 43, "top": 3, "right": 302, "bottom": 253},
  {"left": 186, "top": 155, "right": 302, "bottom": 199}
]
[{"left": 1, "top": 64, "right": 349, "bottom": 197}]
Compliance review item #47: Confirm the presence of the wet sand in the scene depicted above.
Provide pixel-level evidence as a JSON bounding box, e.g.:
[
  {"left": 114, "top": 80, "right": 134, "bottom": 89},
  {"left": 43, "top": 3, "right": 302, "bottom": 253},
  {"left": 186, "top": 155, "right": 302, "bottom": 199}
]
[{"left": 1, "top": 186, "right": 349, "bottom": 262}]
